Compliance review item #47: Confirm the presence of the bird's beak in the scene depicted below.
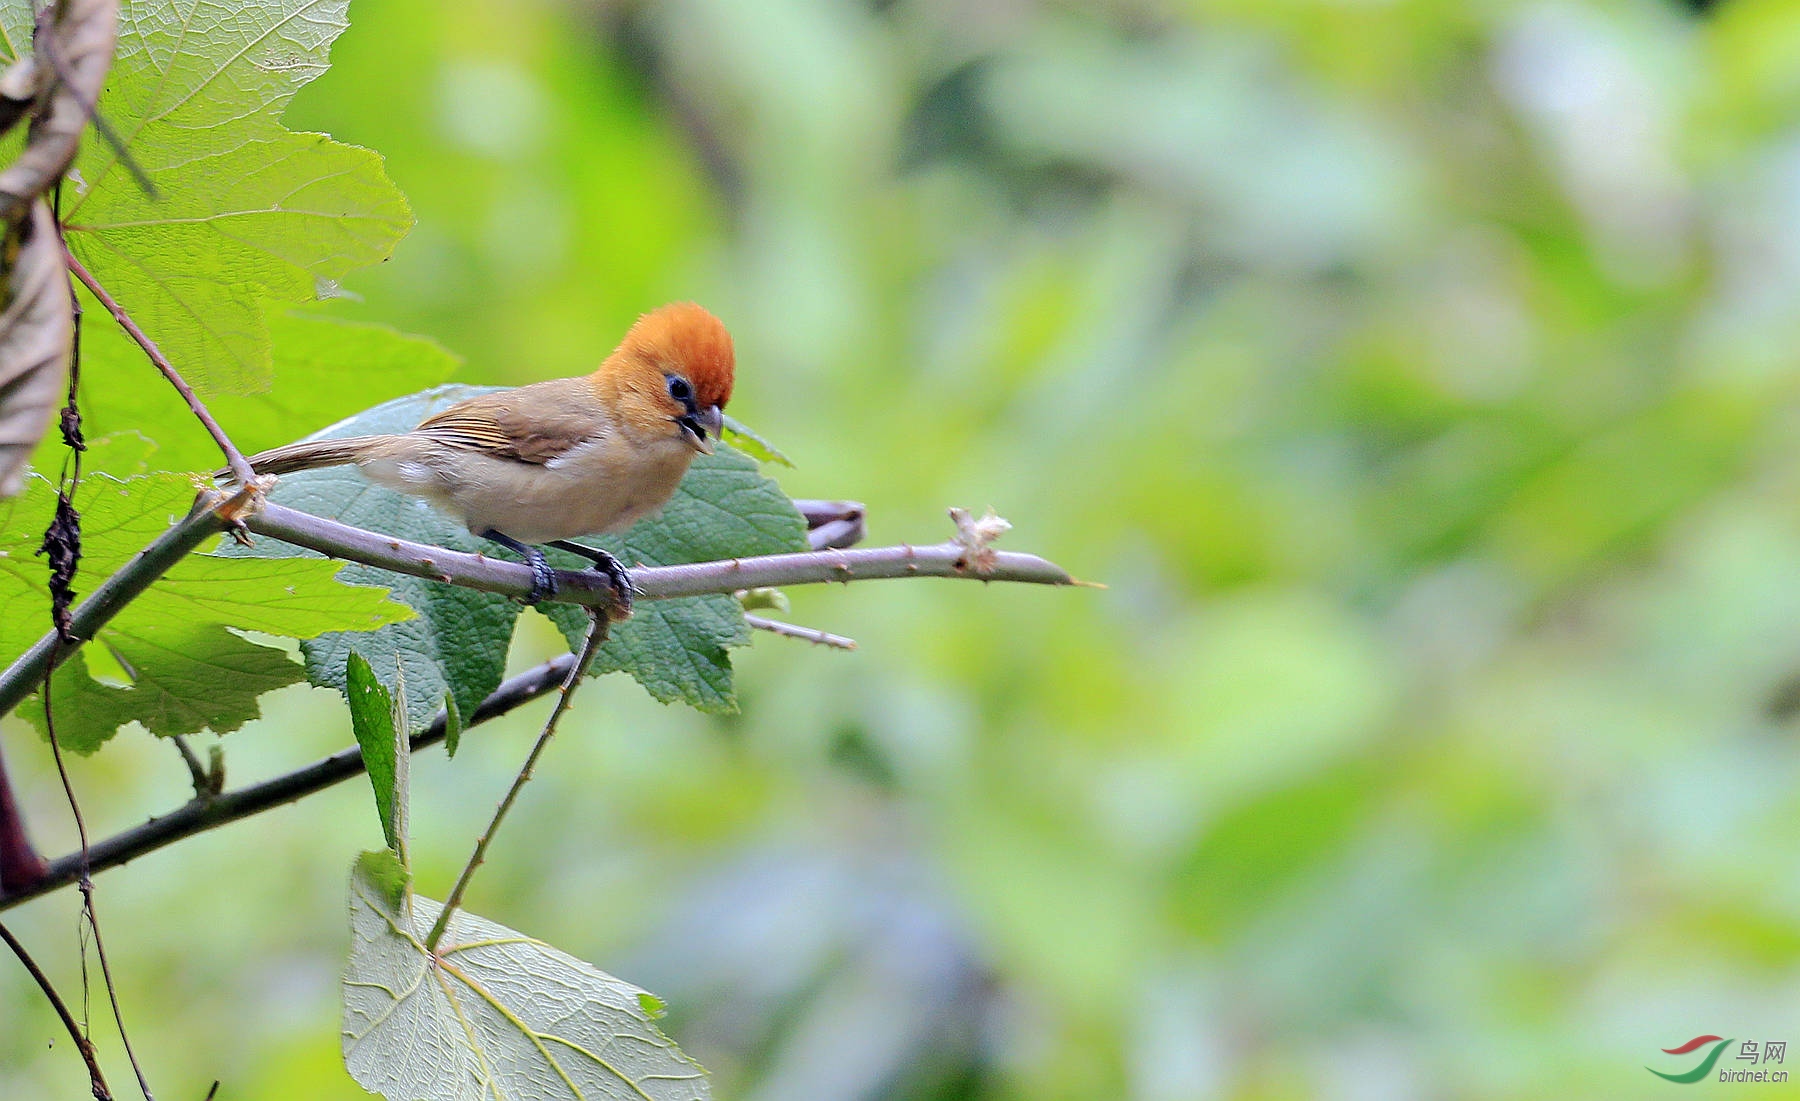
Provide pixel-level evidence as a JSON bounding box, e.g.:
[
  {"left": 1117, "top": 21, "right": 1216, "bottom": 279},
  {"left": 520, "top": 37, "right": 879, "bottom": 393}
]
[{"left": 681, "top": 404, "right": 723, "bottom": 455}]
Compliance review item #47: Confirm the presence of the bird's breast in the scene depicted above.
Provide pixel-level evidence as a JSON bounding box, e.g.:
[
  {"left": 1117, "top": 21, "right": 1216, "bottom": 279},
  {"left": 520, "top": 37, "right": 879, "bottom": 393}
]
[{"left": 446, "top": 433, "right": 695, "bottom": 544}]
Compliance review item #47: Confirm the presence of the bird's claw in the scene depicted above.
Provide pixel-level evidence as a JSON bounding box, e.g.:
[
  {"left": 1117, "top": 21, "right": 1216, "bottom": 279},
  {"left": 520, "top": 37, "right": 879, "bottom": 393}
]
[
  {"left": 591, "top": 554, "right": 634, "bottom": 617},
  {"left": 543, "top": 539, "right": 635, "bottom": 617}
]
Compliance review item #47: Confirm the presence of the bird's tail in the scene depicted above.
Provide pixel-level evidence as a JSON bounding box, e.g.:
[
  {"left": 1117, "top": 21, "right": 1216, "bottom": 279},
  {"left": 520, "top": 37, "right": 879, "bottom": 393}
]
[{"left": 220, "top": 435, "right": 393, "bottom": 482}]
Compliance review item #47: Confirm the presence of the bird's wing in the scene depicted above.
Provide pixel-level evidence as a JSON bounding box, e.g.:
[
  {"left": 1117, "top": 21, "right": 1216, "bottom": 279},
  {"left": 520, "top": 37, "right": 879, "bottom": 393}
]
[{"left": 412, "top": 378, "right": 608, "bottom": 465}]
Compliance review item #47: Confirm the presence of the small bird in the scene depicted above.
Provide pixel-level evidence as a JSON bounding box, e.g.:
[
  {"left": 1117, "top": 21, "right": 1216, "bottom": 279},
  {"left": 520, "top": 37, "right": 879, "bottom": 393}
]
[{"left": 234, "top": 301, "right": 735, "bottom": 608}]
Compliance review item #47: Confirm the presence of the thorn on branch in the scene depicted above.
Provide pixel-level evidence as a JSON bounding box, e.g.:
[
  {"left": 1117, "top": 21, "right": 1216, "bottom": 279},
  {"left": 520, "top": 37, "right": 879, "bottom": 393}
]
[
  {"left": 170, "top": 736, "right": 218, "bottom": 801},
  {"left": 208, "top": 478, "right": 271, "bottom": 544}
]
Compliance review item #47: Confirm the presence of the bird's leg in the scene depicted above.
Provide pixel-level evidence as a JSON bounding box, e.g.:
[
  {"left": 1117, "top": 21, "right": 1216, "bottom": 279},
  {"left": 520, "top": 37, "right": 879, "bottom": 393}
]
[
  {"left": 545, "top": 539, "right": 635, "bottom": 615},
  {"left": 481, "top": 529, "right": 556, "bottom": 604}
]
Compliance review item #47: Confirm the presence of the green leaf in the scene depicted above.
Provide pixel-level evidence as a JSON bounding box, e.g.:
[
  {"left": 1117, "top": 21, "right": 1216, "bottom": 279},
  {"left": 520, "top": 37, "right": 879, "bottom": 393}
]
[
  {"left": 219, "top": 386, "right": 808, "bottom": 720},
  {"left": 25, "top": 651, "right": 141, "bottom": 755},
  {"left": 57, "top": 0, "right": 413, "bottom": 395},
  {"left": 0, "top": 469, "right": 412, "bottom": 748},
  {"left": 442, "top": 690, "right": 463, "bottom": 759},
  {"left": 720, "top": 414, "right": 794, "bottom": 467},
  {"left": 352, "top": 849, "right": 409, "bottom": 915},
  {"left": 344, "top": 858, "right": 709, "bottom": 1101},
  {"left": 346, "top": 652, "right": 401, "bottom": 853},
  {"left": 306, "top": 577, "right": 521, "bottom": 733},
  {"left": 75, "top": 624, "right": 305, "bottom": 739}
]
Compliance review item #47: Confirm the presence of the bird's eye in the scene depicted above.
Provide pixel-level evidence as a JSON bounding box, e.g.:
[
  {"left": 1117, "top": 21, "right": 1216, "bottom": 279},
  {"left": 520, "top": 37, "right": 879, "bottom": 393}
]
[{"left": 667, "top": 376, "right": 693, "bottom": 404}]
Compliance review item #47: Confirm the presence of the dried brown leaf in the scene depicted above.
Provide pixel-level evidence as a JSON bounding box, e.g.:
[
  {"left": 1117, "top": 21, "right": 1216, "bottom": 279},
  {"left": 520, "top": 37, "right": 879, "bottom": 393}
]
[
  {"left": 0, "top": 0, "right": 118, "bottom": 223},
  {"left": 0, "top": 200, "right": 71, "bottom": 497}
]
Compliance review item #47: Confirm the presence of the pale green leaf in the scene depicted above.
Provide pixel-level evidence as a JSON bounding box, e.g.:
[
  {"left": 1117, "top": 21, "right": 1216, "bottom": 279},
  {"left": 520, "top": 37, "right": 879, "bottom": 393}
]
[
  {"left": 30, "top": 623, "right": 306, "bottom": 741},
  {"left": 24, "top": 651, "right": 141, "bottom": 755},
  {"left": 344, "top": 858, "right": 708, "bottom": 1101},
  {"left": 720, "top": 414, "right": 794, "bottom": 467},
  {"left": 58, "top": 0, "right": 413, "bottom": 394}
]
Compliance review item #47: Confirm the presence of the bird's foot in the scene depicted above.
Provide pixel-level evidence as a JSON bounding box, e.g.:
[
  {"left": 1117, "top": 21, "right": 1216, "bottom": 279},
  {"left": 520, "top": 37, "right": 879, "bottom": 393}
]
[
  {"left": 590, "top": 554, "right": 635, "bottom": 617},
  {"left": 482, "top": 529, "right": 559, "bottom": 605},
  {"left": 546, "top": 539, "right": 635, "bottom": 617}
]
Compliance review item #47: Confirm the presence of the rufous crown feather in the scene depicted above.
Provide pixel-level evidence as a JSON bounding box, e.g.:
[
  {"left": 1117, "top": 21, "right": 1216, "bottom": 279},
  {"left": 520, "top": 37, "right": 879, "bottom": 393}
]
[{"left": 599, "top": 301, "right": 735, "bottom": 412}]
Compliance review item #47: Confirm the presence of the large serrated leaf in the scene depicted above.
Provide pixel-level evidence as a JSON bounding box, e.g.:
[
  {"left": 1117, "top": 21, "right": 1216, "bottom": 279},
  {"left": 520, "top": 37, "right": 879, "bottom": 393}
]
[
  {"left": 23, "top": 0, "right": 416, "bottom": 395},
  {"left": 344, "top": 857, "right": 709, "bottom": 1101},
  {"left": 220, "top": 386, "right": 808, "bottom": 720}
]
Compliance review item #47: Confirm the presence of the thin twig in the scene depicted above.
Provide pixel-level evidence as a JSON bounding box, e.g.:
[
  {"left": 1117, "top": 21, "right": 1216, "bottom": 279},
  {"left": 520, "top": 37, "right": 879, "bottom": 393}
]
[
  {"left": 61, "top": 248, "right": 253, "bottom": 484},
  {"left": 743, "top": 613, "right": 856, "bottom": 650},
  {"left": 80, "top": 883, "right": 152, "bottom": 1100},
  {"left": 795, "top": 500, "right": 864, "bottom": 551},
  {"left": 0, "top": 920, "right": 113, "bottom": 1099},
  {"left": 42, "top": 617, "right": 155, "bottom": 1101},
  {"left": 34, "top": 279, "right": 155, "bottom": 1100},
  {"left": 0, "top": 653, "right": 575, "bottom": 911},
  {"left": 425, "top": 614, "right": 609, "bottom": 952},
  {"left": 44, "top": 668, "right": 153, "bottom": 1101},
  {"left": 168, "top": 736, "right": 211, "bottom": 799}
]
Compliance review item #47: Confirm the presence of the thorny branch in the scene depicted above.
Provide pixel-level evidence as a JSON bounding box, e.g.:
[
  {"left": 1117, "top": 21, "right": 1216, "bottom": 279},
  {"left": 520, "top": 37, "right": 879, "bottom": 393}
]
[
  {"left": 238, "top": 500, "right": 1076, "bottom": 611},
  {"left": 0, "top": 491, "right": 1074, "bottom": 726},
  {"left": 742, "top": 614, "right": 857, "bottom": 650},
  {"left": 0, "top": 493, "right": 1082, "bottom": 910}
]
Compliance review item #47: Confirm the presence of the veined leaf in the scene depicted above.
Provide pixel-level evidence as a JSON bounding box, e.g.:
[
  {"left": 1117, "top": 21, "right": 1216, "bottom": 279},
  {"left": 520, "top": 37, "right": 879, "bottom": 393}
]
[
  {"left": 344, "top": 857, "right": 708, "bottom": 1101},
  {"left": 11, "top": 0, "right": 417, "bottom": 395}
]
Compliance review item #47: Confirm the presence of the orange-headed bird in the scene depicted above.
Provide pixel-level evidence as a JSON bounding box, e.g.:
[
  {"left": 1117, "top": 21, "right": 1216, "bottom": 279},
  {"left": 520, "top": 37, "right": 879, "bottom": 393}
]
[{"left": 237, "top": 302, "right": 735, "bottom": 605}]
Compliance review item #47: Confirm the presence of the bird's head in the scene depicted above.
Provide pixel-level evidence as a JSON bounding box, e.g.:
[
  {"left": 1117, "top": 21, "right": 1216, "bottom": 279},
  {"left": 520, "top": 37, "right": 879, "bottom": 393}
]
[{"left": 597, "top": 301, "right": 735, "bottom": 455}]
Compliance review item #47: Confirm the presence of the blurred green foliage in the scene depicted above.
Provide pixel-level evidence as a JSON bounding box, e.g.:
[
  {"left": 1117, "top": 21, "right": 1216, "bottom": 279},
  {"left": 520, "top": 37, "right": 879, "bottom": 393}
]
[{"left": 7, "top": 0, "right": 1800, "bottom": 1098}]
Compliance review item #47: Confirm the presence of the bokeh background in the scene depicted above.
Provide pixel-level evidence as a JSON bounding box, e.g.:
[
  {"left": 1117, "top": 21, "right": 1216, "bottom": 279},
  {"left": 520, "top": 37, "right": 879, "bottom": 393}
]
[{"left": 7, "top": 0, "right": 1800, "bottom": 1097}]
